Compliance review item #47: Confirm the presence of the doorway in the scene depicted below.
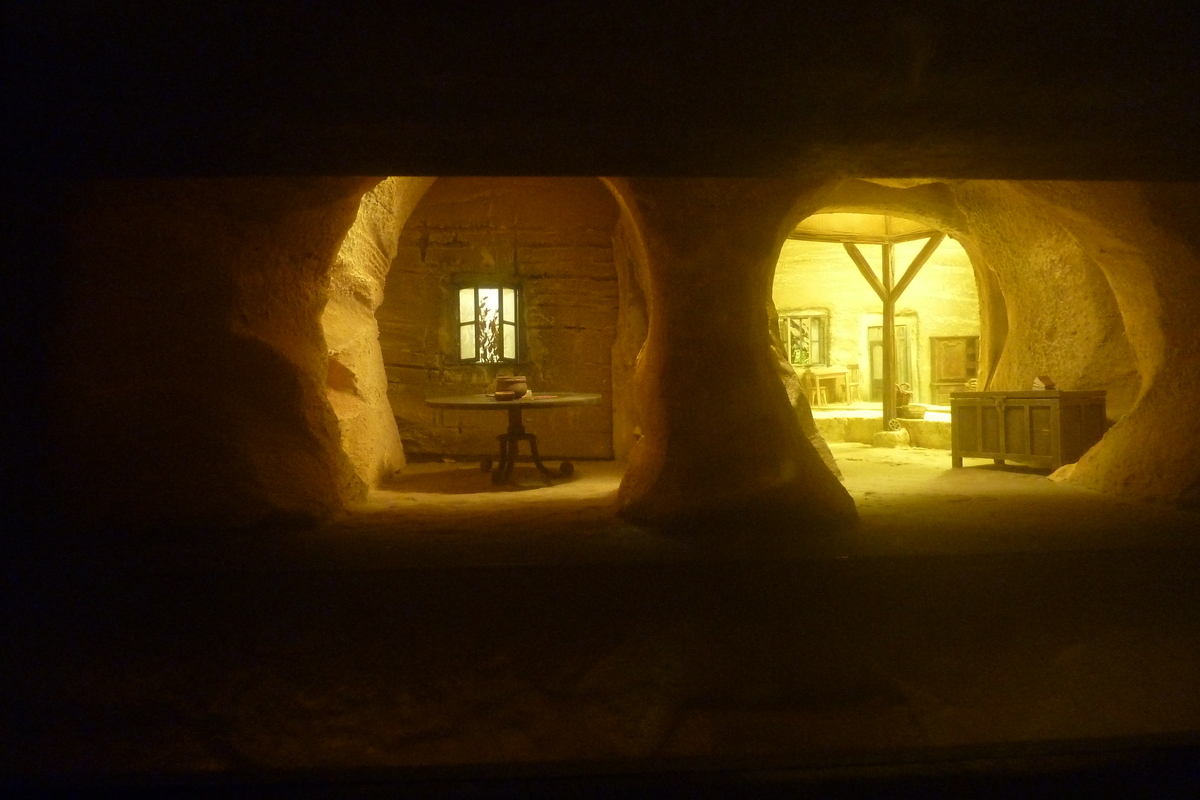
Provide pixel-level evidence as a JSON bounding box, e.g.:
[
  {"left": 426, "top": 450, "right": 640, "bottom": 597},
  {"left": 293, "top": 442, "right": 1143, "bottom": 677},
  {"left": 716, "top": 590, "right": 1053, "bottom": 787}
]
[{"left": 867, "top": 318, "right": 916, "bottom": 401}]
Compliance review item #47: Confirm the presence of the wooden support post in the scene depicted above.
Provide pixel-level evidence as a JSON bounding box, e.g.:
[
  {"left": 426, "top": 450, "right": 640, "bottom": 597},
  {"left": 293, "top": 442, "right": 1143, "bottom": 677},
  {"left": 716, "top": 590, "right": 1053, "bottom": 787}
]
[
  {"left": 881, "top": 242, "right": 896, "bottom": 425},
  {"left": 838, "top": 229, "right": 942, "bottom": 429}
]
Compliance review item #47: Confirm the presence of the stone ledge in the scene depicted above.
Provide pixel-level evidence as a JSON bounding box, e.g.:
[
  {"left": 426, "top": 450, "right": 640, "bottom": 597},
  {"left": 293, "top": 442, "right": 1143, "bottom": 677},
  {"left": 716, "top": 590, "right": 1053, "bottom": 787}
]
[{"left": 816, "top": 416, "right": 952, "bottom": 450}]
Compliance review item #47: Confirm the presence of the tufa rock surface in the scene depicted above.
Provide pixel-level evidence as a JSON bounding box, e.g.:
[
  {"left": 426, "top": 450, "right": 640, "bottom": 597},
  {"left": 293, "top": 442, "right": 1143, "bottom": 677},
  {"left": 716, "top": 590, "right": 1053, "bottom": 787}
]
[
  {"left": 606, "top": 177, "right": 858, "bottom": 532},
  {"left": 322, "top": 177, "right": 436, "bottom": 489},
  {"left": 46, "top": 178, "right": 377, "bottom": 528}
]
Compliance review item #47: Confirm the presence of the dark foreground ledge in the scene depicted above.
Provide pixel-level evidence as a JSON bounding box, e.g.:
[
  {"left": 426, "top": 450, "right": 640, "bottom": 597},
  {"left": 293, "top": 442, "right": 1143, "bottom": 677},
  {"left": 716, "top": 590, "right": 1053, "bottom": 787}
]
[{"left": 7, "top": 735, "right": 1200, "bottom": 799}]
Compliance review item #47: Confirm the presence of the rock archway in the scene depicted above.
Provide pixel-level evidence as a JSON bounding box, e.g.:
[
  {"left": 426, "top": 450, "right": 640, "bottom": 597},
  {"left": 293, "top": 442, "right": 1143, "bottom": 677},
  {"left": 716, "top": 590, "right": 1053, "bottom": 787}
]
[
  {"left": 378, "top": 177, "right": 626, "bottom": 463},
  {"left": 322, "top": 176, "right": 651, "bottom": 489},
  {"left": 808, "top": 179, "right": 1198, "bottom": 506},
  {"left": 815, "top": 180, "right": 1139, "bottom": 418}
]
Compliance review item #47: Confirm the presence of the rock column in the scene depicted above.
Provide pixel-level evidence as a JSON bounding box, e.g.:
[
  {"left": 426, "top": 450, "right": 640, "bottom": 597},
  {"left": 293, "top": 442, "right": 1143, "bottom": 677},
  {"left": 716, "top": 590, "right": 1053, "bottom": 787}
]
[
  {"left": 607, "top": 178, "right": 857, "bottom": 532},
  {"left": 322, "top": 177, "right": 435, "bottom": 489},
  {"left": 45, "top": 178, "right": 375, "bottom": 529},
  {"left": 1016, "top": 182, "right": 1200, "bottom": 506}
]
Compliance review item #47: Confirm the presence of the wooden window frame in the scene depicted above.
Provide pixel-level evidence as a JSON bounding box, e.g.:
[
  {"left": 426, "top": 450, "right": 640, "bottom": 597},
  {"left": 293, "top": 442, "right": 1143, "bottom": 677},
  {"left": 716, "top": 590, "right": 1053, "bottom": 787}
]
[
  {"left": 457, "top": 281, "right": 522, "bottom": 364},
  {"left": 780, "top": 312, "right": 830, "bottom": 368}
]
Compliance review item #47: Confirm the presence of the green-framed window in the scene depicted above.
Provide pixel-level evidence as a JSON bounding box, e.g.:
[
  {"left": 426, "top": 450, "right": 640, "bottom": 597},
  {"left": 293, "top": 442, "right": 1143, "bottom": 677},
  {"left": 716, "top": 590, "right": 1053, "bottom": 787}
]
[{"left": 458, "top": 283, "right": 520, "bottom": 363}]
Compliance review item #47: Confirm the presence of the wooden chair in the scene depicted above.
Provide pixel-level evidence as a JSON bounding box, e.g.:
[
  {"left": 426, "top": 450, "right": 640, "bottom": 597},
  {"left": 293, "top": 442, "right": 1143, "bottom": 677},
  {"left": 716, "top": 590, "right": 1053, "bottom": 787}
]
[{"left": 845, "top": 364, "right": 860, "bottom": 403}]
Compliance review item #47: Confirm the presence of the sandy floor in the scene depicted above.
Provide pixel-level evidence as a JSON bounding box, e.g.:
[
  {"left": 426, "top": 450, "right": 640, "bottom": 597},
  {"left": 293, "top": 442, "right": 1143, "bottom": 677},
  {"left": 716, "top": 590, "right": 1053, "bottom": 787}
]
[
  {"left": 5, "top": 445, "right": 1200, "bottom": 777},
  {"left": 300, "top": 444, "right": 1200, "bottom": 568}
]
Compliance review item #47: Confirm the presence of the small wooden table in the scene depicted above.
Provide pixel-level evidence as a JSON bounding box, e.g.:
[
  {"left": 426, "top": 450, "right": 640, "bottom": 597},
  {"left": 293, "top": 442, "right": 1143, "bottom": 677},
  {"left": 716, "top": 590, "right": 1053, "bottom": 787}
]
[
  {"left": 424, "top": 393, "right": 602, "bottom": 484},
  {"left": 803, "top": 366, "right": 850, "bottom": 405}
]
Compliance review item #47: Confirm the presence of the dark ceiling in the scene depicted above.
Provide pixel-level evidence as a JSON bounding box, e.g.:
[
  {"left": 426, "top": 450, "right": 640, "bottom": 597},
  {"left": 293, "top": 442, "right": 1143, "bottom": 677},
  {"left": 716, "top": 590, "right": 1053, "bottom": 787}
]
[{"left": 6, "top": 2, "right": 1200, "bottom": 178}]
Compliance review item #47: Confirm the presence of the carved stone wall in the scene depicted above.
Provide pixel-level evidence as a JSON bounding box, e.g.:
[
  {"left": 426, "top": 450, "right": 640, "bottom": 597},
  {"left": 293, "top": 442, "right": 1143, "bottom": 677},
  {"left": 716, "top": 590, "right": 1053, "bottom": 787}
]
[
  {"left": 606, "top": 177, "right": 858, "bottom": 531},
  {"left": 322, "top": 177, "right": 435, "bottom": 489},
  {"left": 1014, "top": 182, "right": 1200, "bottom": 505},
  {"left": 378, "top": 178, "right": 620, "bottom": 460},
  {"left": 45, "top": 178, "right": 375, "bottom": 528},
  {"left": 953, "top": 182, "right": 1140, "bottom": 417}
]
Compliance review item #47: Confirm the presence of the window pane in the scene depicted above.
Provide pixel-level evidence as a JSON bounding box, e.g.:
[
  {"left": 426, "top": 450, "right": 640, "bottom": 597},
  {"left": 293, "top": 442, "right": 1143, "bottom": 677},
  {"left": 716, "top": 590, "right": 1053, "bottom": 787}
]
[
  {"left": 459, "top": 288, "right": 476, "bottom": 324},
  {"left": 788, "top": 318, "right": 809, "bottom": 365},
  {"left": 477, "top": 288, "right": 500, "bottom": 362},
  {"left": 460, "top": 324, "right": 476, "bottom": 360},
  {"left": 784, "top": 315, "right": 831, "bottom": 366},
  {"left": 502, "top": 322, "right": 516, "bottom": 359},
  {"left": 502, "top": 287, "right": 516, "bottom": 323}
]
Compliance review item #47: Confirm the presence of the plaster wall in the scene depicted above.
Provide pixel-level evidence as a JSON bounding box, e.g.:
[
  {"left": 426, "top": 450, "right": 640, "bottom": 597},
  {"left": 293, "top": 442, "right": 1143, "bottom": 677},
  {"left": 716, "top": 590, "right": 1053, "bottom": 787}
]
[
  {"left": 773, "top": 236, "right": 979, "bottom": 404},
  {"left": 378, "top": 178, "right": 620, "bottom": 460}
]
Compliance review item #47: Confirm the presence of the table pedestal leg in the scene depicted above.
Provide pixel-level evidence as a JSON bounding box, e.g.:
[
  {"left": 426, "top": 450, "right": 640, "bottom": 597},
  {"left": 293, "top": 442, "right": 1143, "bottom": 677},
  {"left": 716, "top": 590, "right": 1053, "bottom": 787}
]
[
  {"left": 496, "top": 435, "right": 516, "bottom": 483},
  {"left": 489, "top": 407, "right": 574, "bottom": 484},
  {"left": 527, "top": 435, "right": 573, "bottom": 478}
]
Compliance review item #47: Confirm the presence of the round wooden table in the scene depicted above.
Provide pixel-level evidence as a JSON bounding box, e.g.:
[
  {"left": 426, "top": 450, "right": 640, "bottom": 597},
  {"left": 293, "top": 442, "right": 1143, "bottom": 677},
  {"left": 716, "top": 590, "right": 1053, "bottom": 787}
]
[{"left": 424, "top": 393, "right": 602, "bottom": 483}]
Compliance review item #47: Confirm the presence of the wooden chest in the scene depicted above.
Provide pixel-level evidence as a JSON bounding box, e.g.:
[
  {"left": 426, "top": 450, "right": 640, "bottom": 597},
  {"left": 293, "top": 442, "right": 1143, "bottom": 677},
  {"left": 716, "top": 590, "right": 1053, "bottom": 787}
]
[{"left": 950, "top": 390, "right": 1106, "bottom": 469}]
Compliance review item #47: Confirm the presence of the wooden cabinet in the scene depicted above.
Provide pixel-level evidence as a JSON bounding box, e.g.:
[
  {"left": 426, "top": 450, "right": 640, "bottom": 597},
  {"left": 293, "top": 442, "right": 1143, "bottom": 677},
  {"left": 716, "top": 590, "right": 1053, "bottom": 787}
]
[
  {"left": 951, "top": 390, "right": 1106, "bottom": 469},
  {"left": 931, "top": 336, "right": 979, "bottom": 405}
]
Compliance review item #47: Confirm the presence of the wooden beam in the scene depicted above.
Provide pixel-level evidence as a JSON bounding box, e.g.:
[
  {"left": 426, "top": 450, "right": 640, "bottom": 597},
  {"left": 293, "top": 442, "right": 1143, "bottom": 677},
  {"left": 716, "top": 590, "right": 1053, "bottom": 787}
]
[
  {"left": 835, "top": 226, "right": 944, "bottom": 428},
  {"left": 791, "top": 231, "right": 892, "bottom": 245},
  {"left": 842, "top": 242, "right": 887, "bottom": 302},
  {"left": 788, "top": 228, "right": 939, "bottom": 245},
  {"left": 891, "top": 232, "right": 945, "bottom": 300},
  {"left": 889, "top": 229, "right": 941, "bottom": 244},
  {"left": 882, "top": 242, "right": 896, "bottom": 425}
]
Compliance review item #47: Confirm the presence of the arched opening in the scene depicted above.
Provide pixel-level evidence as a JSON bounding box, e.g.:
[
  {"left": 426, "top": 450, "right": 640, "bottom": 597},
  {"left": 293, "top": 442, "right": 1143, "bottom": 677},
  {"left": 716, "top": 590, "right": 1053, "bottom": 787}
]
[
  {"left": 382, "top": 177, "right": 620, "bottom": 464},
  {"left": 773, "top": 211, "right": 981, "bottom": 423},
  {"left": 769, "top": 181, "right": 1146, "bottom": 481},
  {"left": 321, "top": 176, "right": 649, "bottom": 505}
]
